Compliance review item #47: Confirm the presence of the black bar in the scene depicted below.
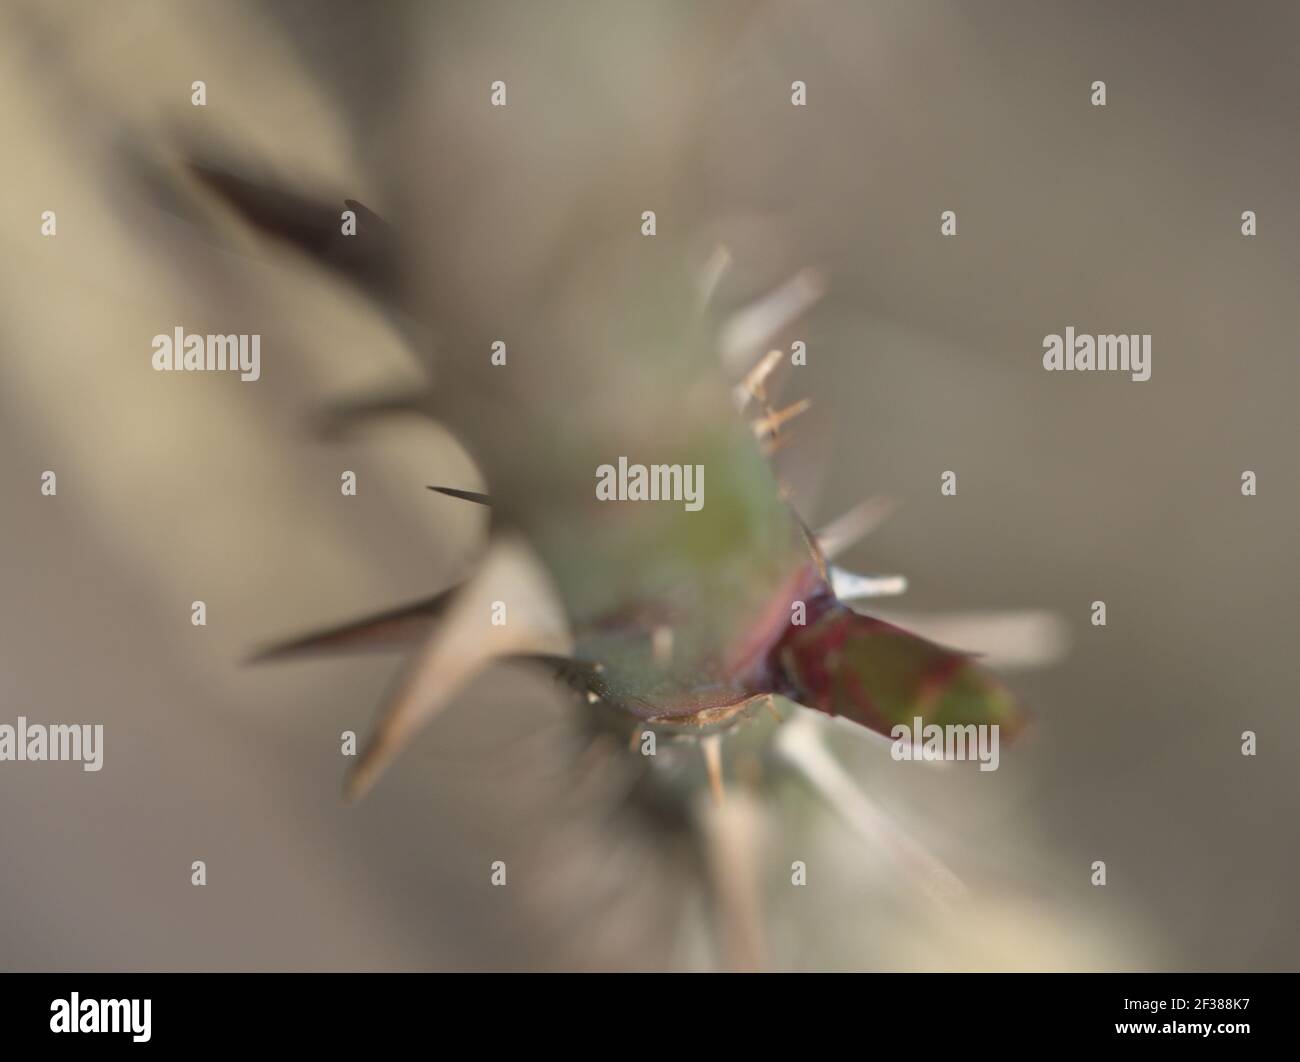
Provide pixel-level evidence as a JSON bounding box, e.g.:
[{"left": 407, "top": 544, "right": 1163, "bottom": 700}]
[{"left": 0, "top": 973, "right": 1288, "bottom": 1048}]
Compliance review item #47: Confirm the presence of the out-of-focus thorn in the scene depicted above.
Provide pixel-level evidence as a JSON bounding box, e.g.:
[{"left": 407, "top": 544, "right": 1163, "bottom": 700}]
[
  {"left": 751, "top": 397, "right": 812, "bottom": 440},
  {"left": 830, "top": 567, "right": 909, "bottom": 602},
  {"left": 732, "top": 348, "right": 784, "bottom": 410},
  {"left": 247, "top": 589, "right": 455, "bottom": 662},
  {"left": 311, "top": 390, "right": 431, "bottom": 438},
  {"left": 345, "top": 534, "right": 572, "bottom": 802},
  {"left": 764, "top": 695, "right": 782, "bottom": 723},
  {"left": 651, "top": 624, "right": 674, "bottom": 666},
  {"left": 719, "top": 267, "right": 826, "bottom": 375},
  {"left": 815, "top": 496, "right": 898, "bottom": 561},
  {"left": 695, "top": 788, "right": 769, "bottom": 972},
  {"left": 871, "top": 609, "right": 1069, "bottom": 671},
  {"left": 697, "top": 244, "right": 733, "bottom": 310},
  {"left": 774, "top": 712, "right": 966, "bottom": 908},
  {"left": 186, "top": 162, "right": 401, "bottom": 302},
  {"left": 701, "top": 734, "right": 725, "bottom": 808}
]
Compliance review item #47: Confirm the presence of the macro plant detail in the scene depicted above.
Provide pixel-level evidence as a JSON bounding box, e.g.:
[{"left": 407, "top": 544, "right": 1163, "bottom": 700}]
[{"left": 160, "top": 156, "right": 1055, "bottom": 968}]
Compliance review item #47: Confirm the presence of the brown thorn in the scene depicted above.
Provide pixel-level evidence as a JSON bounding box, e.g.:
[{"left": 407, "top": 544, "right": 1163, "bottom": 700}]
[
  {"left": 751, "top": 397, "right": 812, "bottom": 440},
  {"left": 736, "top": 348, "right": 784, "bottom": 408}
]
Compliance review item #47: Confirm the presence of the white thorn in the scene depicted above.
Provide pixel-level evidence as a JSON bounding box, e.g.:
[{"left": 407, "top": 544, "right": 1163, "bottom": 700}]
[
  {"left": 830, "top": 567, "right": 908, "bottom": 601},
  {"left": 701, "top": 734, "right": 725, "bottom": 807},
  {"left": 815, "top": 496, "right": 898, "bottom": 561},
  {"left": 697, "top": 244, "right": 733, "bottom": 310},
  {"left": 869, "top": 609, "right": 1069, "bottom": 671},
  {"left": 695, "top": 789, "right": 768, "bottom": 971},
  {"left": 774, "top": 712, "right": 965, "bottom": 907},
  {"left": 719, "top": 268, "right": 826, "bottom": 375},
  {"left": 345, "top": 535, "right": 571, "bottom": 801},
  {"left": 651, "top": 624, "right": 674, "bottom": 666}
]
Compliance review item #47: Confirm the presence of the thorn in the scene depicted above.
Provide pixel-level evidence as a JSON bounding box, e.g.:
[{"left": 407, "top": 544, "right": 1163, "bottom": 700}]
[
  {"left": 247, "top": 589, "right": 456, "bottom": 662},
  {"left": 751, "top": 397, "right": 812, "bottom": 440},
  {"left": 697, "top": 244, "right": 732, "bottom": 310},
  {"left": 732, "top": 348, "right": 784, "bottom": 409},
  {"left": 719, "top": 267, "right": 827, "bottom": 374},
  {"left": 868, "top": 609, "right": 1069, "bottom": 671},
  {"left": 701, "top": 734, "right": 725, "bottom": 807},
  {"left": 696, "top": 789, "right": 769, "bottom": 972},
  {"left": 830, "top": 567, "right": 909, "bottom": 602},
  {"left": 651, "top": 625, "right": 674, "bottom": 666},
  {"left": 764, "top": 695, "right": 782, "bottom": 723},
  {"left": 343, "top": 535, "right": 572, "bottom": 801},
  {"left": 774, "top": 713, "right": 965, "bottom": 907},
  {"left": 815, "top": 496, "right": 898, "bottom": 561},
  {"left": 426, "top": 485, "right": 491, "bottom": 505}
]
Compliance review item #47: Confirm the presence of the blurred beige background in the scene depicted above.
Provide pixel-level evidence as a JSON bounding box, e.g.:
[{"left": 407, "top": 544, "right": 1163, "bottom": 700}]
[{"left": 1, "top": 0, "right": 1296, "bottom": 970}]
